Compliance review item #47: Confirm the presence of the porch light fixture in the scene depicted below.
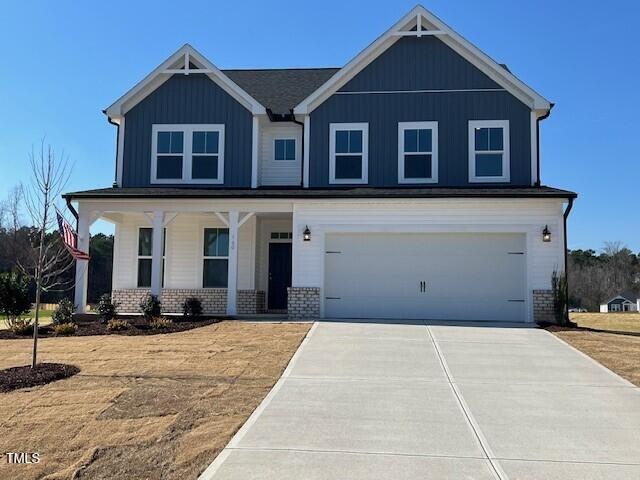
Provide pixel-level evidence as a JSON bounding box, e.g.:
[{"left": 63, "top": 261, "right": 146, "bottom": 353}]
[
  {"left": 303, "top": 226, "right": 311, "bottom": 242},
  {"left": 542, "top": 225, "right": 551, "bottom": 242}
]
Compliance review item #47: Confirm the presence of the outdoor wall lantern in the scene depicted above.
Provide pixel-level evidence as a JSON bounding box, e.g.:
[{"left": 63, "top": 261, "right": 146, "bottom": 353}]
[
  {"left": 542, "top": 225, "right": 551, "bottom": 242},
  {"left": 303, "top": 226, "right": 311, "bottom": 242}
]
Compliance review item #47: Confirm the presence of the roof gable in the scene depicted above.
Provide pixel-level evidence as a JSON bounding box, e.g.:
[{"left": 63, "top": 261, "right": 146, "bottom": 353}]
[
  {"left": 294, "top": 5, "right": 551, "bottom": 115},
  {"left": 105, "top": 44, "right": 265, "bottom": 120}
]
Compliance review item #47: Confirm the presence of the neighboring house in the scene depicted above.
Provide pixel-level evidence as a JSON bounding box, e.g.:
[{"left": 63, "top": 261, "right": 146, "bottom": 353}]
[
  {"left": 64, "top": 5, "right": 576, "bottom": 323},
  {"left": 599, "top": 292, "right": 640, "bottom": 312}
]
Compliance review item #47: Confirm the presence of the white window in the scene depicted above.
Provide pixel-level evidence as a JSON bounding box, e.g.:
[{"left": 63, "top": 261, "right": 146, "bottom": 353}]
[
  {"left": 151, "top": 124, "right": 225, "bottom": 184},
  {"left": 202, "top": 228, "right": 229, "bottom": 288},
  {"left": 468, "top": 120, "right": 510, "bottom": 182},
  {"left": 274, "top": 139, "right": 296, "bottom": 161},
  {"left": 329, "top": 123, "right": 368, "bottom": 184},
  {"left": 398, "top": 121, "right": 438, "bottom": 183},
  {"left": 137, "top": 227, "right": 165, "bottom": 288}
]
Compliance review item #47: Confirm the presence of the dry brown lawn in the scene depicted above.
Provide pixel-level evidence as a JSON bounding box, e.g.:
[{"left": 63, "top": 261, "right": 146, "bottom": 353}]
[
  {"left": 552, "top": 313, "right": 640, "bottom": 387},
  {"left": 0, "top": 321, "right": 309, "bottom": 480},
  {"left": 570, "top": 312, "right": 640, "bottom": 333}
]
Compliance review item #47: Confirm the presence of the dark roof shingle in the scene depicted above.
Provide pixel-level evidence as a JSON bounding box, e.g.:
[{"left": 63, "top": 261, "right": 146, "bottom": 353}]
[
  {"left": 64, "top": 186, "right": 577, "bottom": 200},
  {"left": 223, "top": 68, "right": 340, "bottom": 114}
]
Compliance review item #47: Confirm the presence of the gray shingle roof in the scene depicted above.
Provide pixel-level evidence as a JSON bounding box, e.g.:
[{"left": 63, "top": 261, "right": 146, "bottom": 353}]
[
  {"left": 64, "top": 186, "right": 577, "bottom": 200},
  {"left": 223, "top": 68, "right": 340, "bottom": 114}
]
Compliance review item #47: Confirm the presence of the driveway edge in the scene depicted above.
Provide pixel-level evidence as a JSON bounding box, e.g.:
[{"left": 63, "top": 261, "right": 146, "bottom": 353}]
[{"left": 198, "top": 322, "right": 320, "bottom": 480}]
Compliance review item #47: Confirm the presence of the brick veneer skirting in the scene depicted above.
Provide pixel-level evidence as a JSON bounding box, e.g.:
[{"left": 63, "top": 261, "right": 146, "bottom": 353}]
[
  {"left": 112, "top": 288, "right": 265, "bottom": 315},
  {"left": 287, "top": 287, "right": 320, "bottom": 320},
  {"left": 111, "top": 289, "right": 151, "bottom": 314},
  {"left": 533, "top": 289, "right": 555, "bottom": 323},
  {"left": 161, "top": 289, "right": 227, "bottom": 314},
  {"left": 238, "top": 290, "right": 265, "bottom": 315}
]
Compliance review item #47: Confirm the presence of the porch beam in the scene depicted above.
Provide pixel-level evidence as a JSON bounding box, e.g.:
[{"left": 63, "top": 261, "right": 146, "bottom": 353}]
[
  {"left": 214, "top": 211, "right": 229, "bottom": 227},
  {"left": 150, "top": 211, "right": 164, "bottom": 297},
  {"left": 163, "top": 212, "right": 179, "bottom": 226},
  {"left": 238, "top": 211, "right": 255, "bottom": 227},
  {"left": 226, "top": 210, "right": 239, "bottom": 315}
]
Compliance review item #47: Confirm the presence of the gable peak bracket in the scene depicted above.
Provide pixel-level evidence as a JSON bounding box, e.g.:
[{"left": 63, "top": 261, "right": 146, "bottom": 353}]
[
  {"left": 392, "top": 14, "right": 446, "bottom": 37},
  {"left": 162, "top": 51, "right": 215, "bottom": 76}
]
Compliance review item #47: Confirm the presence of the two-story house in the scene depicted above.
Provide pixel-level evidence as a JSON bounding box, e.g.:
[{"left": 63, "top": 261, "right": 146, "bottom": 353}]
[{"left": 64, "top": 5, "right": 576, "bottom": 323}]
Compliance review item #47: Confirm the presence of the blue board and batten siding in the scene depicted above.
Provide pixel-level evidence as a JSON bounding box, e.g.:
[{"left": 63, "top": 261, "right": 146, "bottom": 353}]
[
  {"left": 122, "top": 74, "right": 253, "bottom": 187},
  {"left": 309, "top": 36, "right": 532, "bottom": 187}
]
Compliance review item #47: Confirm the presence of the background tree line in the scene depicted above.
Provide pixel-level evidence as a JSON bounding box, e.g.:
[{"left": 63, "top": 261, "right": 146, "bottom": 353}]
[
  {"left": 568, "top": 241, "right": 640, "bottom": 311},
  {"left": 0, "top": 188, "right": 113, "bottom": 305}
]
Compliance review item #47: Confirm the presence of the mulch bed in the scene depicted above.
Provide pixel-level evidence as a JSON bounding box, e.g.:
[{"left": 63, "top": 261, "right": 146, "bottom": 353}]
[
  {"left": 0, "top": 316, "right": 225, "bottom": 340},
  {"left": 0, "top": 363, "right": 80, "bottom": 393}
]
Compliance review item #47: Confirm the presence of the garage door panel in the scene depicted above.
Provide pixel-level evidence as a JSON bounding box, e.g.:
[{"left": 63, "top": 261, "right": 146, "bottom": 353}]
[{"left": 324, "top": 233, "right": 526, "bottom": 322}]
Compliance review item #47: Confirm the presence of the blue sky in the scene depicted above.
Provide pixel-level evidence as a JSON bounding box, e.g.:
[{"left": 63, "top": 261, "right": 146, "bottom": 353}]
[{"left": 0, "top": 0, "right": 638, "bottom": 252}]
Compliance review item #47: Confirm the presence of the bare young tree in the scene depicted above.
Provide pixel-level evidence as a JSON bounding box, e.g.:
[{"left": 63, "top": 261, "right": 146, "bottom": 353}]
[{"left": 19, "top": 141, "right": 74, "bottom": 368}]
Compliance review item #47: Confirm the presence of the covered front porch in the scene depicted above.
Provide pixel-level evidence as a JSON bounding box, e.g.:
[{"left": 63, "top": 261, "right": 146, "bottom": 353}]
[{"left": 72, "top": 198, "right": 297, "bottom": 316}]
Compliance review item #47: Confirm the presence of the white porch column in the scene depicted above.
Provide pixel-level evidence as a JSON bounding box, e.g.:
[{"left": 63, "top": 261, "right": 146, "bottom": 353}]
[
  {"left": 74, "top": 206, "right": 90, "bottom": 313},
  {"left": 226, "top": 210, "right": 239, "bottom": 315},
  {"left": 150, "top": 211, "right": 164, "bottom": 297}
]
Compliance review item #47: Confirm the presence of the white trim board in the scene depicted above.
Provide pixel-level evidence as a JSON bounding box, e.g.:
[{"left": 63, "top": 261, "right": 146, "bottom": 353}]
[
  {"left": 105, "top": 44, "right": 265, "bottom": 119},
  {"left": 293, "top": 5, "right": 551, "bottom": 115}
]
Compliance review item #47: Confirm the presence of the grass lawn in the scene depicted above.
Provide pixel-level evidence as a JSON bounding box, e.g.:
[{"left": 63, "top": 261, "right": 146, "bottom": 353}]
[
  {"left": 0, "top": 321, "right": 310, "bottom": 479},
  {"left": 551, "top": 312, "right": 640, "bottom": 387},
  {"left": 0, "top": 310, "right": 54, "bottom": 330},
  {"left": 570, "top": 312, "right": 640, "bottom": 333}
]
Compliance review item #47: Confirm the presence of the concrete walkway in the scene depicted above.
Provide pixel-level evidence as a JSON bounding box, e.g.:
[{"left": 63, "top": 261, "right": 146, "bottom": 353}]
[{"left": 200, "top": 320, "right": 640, "bottom": 479}]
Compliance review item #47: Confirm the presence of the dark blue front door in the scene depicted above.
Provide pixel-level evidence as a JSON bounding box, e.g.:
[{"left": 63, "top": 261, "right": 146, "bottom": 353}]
[{"left": 268, "top": 243, "right": 292, "bottom": 310}]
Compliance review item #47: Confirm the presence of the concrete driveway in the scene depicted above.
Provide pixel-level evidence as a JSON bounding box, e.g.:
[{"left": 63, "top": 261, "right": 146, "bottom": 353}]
[{"left": 200, "top": 320, "right": 640, "bottom": 479}]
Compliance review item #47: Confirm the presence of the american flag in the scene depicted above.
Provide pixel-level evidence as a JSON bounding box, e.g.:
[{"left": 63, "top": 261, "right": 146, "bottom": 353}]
[{"left": 56, "top": 209, "right": 89, "bottom": 260}]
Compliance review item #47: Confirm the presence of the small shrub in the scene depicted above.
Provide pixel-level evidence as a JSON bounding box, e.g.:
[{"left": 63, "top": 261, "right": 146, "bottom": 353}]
[
  {"left": 97, "top": 294, "right": 118, "bottom": 323},
  {"left": 182, "top": 297, "right": 203, "bottom": 318},
  {"left": 9, "top": 319, "right": 34, "bottom": 336},
  {"left": 107, "top": 319, "right": 129, "bottom": 331},
  {"left": 139, "top": 295, "right": 161, "bottom": 322},
  {"left": 150, "top": 317, "right": 173, "bottom": 330},
  {"left": 52, "top": 298, "right": 75, "bottom": 325},
  {"left": 0, "top": 272, "right": 31, "bottom": 323},
  {"left": 53, "top": 322, "right": 78, "bottom": 336}
]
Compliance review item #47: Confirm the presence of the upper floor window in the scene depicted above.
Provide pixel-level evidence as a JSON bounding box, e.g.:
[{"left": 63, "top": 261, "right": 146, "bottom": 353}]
[
  {"left": 468, "top": 120, "right": 509, "bottom": 182},
  {"left": 274, "top": 139, "right": 296, "bottom": 161},
  {"left": 151, "top": 124, "right": 225, "bottom": 184},
  {"left": 329, "top": 123, "right": 368, "bottom": 184},
  {"left": 398, "top": 121, "right": 438, "bottom": 184}
]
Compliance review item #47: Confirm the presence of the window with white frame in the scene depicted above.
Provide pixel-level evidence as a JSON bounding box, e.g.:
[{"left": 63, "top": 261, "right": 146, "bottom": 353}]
[
  {"left": 203, "top": 228, "right": 229, "bottom": 288},
  {"left": 398, "top": 121, "right": 438, "bottom": 183},
  {"left": 468, "top": 120, "right": 510, "bottom": 182},
  {"left": 329, "top": 123, "right": 368, "bottom": 184},
  {"left": 274, "top": 139, "right": 296, "bottom": 161},
  {"left": 137, "top": 227, "right": 165, "bottom": 288},
  {"left": 152, "top": 124, "right": 224, "bottom": 184}
]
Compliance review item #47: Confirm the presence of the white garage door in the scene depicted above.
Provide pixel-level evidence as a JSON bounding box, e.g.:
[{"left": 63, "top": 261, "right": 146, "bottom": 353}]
[{"left": 324, "top": 233, "right": 526, "bottom": 322}]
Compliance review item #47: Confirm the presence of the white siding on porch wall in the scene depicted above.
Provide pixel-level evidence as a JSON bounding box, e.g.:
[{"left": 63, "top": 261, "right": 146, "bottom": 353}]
[
  {"left": 112, "top": 213, "right": 256, "bottom": 291},
  {"left": 291, "top": 199, "right": 567, "bottom": 322}
]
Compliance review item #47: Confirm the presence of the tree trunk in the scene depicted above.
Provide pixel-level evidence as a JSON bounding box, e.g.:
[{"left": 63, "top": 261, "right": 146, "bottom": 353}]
[
  {"left": 32, "top": 277, "right": 41, "bottom": 368},
  {"left": 32, "top": 204, "right": 47, "bottom": 369}
]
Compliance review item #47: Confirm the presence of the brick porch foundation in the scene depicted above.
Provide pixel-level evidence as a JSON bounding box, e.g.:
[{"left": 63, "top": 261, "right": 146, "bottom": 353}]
[
  {"left": 287, "top": 287, "right": 320, "bottom": 320},
  {"left": 112, "top": 288, "right": 265, "bottom": 315}
]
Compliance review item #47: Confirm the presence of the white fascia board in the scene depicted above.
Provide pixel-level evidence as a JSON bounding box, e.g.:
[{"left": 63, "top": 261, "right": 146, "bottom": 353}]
[
  {"left": 105, "top": 44, "right": 265, "bottom": 118},
  {"left": 294, "top": 5, "right": 551, "bottom": 114}
]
